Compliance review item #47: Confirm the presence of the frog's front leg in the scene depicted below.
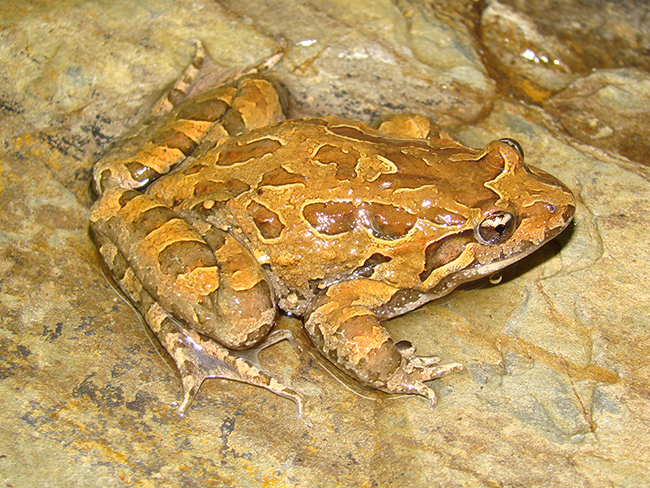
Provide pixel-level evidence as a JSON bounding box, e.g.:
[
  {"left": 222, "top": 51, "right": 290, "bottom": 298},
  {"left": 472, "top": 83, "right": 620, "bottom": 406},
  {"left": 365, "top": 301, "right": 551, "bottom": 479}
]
[
  {"left": 305, "top": 280, "right": 463, "bottom": 405},
  {"left": 376, "top": 113, "right": 457, "bottom": 142},
  {"left": 90, "top": 189, "right": 302, "bottom": 415}
]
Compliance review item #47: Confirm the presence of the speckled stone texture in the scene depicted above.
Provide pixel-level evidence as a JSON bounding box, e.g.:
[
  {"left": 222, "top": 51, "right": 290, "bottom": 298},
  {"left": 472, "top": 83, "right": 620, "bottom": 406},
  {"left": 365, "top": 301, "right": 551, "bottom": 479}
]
[{"left": 1, "top": 0, "right": 648, "bottom": 486}]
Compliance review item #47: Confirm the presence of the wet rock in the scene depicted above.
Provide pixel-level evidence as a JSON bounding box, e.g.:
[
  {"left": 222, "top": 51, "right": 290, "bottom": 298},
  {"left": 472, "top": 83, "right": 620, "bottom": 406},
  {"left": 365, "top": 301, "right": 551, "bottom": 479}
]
[
  {"left": 497, "top": 0, "right": 650, "bottom": 72},
  {"left": 544, "top": 68, "right": 650, "bottom": 166},
  {"left": 479, "top": 0, "right": 585, "bottom": 103}
]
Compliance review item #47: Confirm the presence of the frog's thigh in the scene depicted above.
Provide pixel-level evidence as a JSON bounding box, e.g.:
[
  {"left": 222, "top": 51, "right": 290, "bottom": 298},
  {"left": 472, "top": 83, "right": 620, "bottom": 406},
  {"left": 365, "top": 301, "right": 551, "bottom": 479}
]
[
  {"left": 305, "top": 280, "right": 461, "bottom": 404},
  {"left": 90, "top": 188, "right": 275, "bottom": 349},
  {"left": 91, "top": 226, "right": 299, "bottom": 415},
  {"left": 376, "top": 114, "right": 438, "bottom": 140}
]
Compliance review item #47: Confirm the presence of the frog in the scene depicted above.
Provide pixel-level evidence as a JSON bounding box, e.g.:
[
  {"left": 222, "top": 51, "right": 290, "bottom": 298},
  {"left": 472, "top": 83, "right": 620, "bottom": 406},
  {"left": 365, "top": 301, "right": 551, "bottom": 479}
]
[{"left": 89, "top": 41, "right": 575, "bottom": 416}]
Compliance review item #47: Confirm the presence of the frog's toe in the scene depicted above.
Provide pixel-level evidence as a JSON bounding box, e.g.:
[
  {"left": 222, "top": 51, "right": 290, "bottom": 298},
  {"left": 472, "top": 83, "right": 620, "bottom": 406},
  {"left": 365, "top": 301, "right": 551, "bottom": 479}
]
[
  {"left": 172, "top": 325, "right": 304, "bottom": 417},
  {"left": 395, "top": 341, "right": 463, "bottom": 381},
  {"left": 248, "top": 328, "right": 301, "bottom": 356},
  {"left": 382, "top": 355, "right": 463, "bottom": 406},
  {"left": 146, "top": 305, "right": 303, "bottom": 417},
  {"left": 384, "top": 370, "right": 439, "bottom": 406},
  {"left": 411, "top": 360, "right": 464, "bottom": 382}
]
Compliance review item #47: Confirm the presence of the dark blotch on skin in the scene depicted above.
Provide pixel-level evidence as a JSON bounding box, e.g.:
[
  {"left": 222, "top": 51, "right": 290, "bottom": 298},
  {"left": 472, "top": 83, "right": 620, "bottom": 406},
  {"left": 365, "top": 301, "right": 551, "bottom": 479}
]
[
  {"left": 195, "top": 223, "right": 227, "bottom": 251},
  {"left": 183, "top": 162, "right": 208, "bottom": 175},
  {"left": 419, "top": 230, "right": 474, "bottom": 283},
  {"left": 312, "top": 144, "right": 360, "bottom": 181},
  {"left": 193, "top": 180, "right": 221, "bottom": 197},
  {"left": 259, "top": 166, "right": 307, "bottom": 187},
  {"left": 116, "top": 189, "right": 141, "bottom": 207},
  {"left": 363, "top": 202, "right": 416, "bottom": 240},
  {"left": 220, "top": 108, "right": 247, "bottom": 136},
  {"left": 177, "top": 98, "right": 229, "bottom": 122},
  {"left": 130, "top": 205, "right": 180, "bottom": 242},
  {"left": 193, "top": 179, "right": 250, "bottom": 199},
  {"left": 303, "top": 202, "right": 356, "bottom": 235},
  {"left": 248, "top": 201, "right": 284, "bottom": 239},
  {"left": 152, "top": 128, "right": 197, "bottom": 156},
  {"left": 225, "top": 179, "right": 251, "bottom": 196},
  {"left": 158, "top": 240, "right": 217, "bottom": 276},
  {"left": 217, "top": 138, "right": 283, "bottom": 166}
]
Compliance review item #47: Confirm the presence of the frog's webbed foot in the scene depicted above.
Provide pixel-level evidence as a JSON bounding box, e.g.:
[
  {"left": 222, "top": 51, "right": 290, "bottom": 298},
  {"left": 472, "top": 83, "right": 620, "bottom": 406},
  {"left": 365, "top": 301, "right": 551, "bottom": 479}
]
[
  {"left": 388, "top": 341, "right": 464, "bottom": 406},
  {"left": 147, "top": 304, "right": 303, "bottom": 417}
]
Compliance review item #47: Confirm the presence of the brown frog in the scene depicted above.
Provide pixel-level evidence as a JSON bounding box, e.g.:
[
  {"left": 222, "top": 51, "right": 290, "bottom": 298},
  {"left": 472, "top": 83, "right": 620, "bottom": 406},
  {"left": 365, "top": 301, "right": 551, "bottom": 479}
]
[{"left": 90, "top": 42, "right": 575, "bottom": 416}]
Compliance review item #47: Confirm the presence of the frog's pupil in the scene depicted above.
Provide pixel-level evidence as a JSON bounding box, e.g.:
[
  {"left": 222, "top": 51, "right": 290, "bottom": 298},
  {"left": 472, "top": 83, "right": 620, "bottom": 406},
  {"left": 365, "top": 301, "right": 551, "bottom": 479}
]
[{"left": 476, "top": 211, "right": 516, "bottom": 245}]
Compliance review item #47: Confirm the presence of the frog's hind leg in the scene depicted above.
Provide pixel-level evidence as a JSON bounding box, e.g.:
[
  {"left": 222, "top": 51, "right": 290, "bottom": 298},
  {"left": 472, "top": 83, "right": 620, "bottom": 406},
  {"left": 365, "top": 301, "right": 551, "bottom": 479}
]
[
  {"left": 90, "top": 189, "right": 303, "bottom": 416},
  {"left": 92, "top": 41, "right": 287, "bottom": 195},
  {"left": 150, "top": 39, "right": 286, "bottom": 116},
  {"left": 150, "top": 40, "right": 208, "bottom": 117}
]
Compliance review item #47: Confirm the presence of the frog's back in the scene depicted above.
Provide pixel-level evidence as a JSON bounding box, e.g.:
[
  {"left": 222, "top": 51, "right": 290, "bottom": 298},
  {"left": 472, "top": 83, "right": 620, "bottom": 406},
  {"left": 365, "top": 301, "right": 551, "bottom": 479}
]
[{"left": 146, "top": 116, "right": 510, "bottom": 311}]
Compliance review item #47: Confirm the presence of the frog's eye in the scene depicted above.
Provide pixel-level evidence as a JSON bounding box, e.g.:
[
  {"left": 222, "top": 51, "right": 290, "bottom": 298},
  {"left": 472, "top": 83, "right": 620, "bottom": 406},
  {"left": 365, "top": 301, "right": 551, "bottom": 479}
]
[
  {"left": 499, "top": 138, "right": 524, "bottom": 159},
  {"left": 476, "top": 211, "right": 516, "bottom": 245}
]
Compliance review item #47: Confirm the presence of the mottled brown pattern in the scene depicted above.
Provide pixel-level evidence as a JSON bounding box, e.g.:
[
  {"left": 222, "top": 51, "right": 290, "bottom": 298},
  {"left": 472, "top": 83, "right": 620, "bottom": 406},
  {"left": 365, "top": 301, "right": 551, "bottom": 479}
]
[
  {"left": 247, "top": 200, "right": 284, "bottom": 239},
  {"left": 158, "top": 240, "right": 217, "bottom": 276},
  {"left": 89, "top": 42, "right": 575, "bottom": 413},
  {"left": 419, "top": 231, "right": 474, "bottom": 283},
  {"left": 217, "top": 138, "right": 282, "bottom": 166},
  {"left": 259, "top": 166, "right": 307, "bottom": 186},
  {"left": 312, "top": 144, "right": 360, "bottom": 180}
]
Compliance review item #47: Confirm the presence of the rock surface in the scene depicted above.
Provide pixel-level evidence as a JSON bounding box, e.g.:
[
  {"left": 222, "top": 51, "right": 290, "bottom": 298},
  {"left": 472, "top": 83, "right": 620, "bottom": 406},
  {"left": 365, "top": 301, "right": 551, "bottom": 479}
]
[{"left": 1, "top": 0, "right": 649, "bottom": 486}]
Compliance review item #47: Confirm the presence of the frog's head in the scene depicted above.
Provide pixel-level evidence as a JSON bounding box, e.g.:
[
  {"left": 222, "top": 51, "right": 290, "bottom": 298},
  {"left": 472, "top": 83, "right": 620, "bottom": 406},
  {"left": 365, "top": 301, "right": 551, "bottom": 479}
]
[{"left": 419, "top": 138, "right": 575, "bottom": 296}]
